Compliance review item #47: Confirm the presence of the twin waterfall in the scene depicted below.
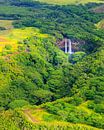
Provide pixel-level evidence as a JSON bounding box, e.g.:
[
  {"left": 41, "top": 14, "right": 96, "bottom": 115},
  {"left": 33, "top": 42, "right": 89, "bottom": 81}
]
[{"left": 65, "top": 39, "right": 73, "bottom": 54}]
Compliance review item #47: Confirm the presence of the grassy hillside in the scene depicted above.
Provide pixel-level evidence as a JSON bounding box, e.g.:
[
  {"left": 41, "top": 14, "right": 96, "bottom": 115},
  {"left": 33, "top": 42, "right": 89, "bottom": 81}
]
[
  {"left": 96, "top": 19, "right": 104, "bottom": 29},
  {"left": 0, "top": 97, "right": 103, "bottom": 130},
  {"left": 0, "top": 20, "right": 13, "bottom": 30},
  {"left": 37, "top": 0, "right": 104, "bottom": 5},
  {"left": 0, "top": 26, "right": 48, "bottom": 53}
]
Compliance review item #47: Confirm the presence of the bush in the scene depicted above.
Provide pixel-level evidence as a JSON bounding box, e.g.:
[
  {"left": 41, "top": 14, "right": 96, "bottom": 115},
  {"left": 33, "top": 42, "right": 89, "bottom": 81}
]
[
  {"left": 0, "top": 27, "right": 6, "bottom": 30},
  {"left": 8, "top": 100, "right": 29, "bottom": 109},
  {"left": 32, "top": 89, "right": 54, "bottom": 104},
  {"left": 5, "top": 44, "right": 12, "bottom": 50},
  {"left": 70, "top": 51, "right": 86, "bottom": 63},
  {"left": 69, "top": 97, "right": 83, "bottom": 106},
  {"left": 88, "top": 102, "right": 104, "bottom": 113}
]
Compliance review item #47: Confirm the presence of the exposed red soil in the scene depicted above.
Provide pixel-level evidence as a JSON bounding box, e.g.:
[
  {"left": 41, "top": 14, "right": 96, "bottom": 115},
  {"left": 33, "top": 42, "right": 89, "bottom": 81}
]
[
  {"left": 23, "top": 109, "right": 40, "bottom": 123},
  {"left": 0, "top": 37, "right": 10, "bottom": 42}
]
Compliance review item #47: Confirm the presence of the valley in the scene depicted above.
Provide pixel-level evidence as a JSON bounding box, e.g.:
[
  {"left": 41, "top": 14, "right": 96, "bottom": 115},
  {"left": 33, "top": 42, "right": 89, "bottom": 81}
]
[{"left": 0, "top": 0, "right": 104, "bottom": 130}]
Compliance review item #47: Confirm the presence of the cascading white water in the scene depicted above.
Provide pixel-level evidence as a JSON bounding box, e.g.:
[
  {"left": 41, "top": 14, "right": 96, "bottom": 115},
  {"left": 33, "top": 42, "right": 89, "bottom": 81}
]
[
  {"left": 65, "top": 39, "right": 67, "bottom": 53},
  {"left": 68, "top": 39, "right": 72, "bottom": 54},
  {"left": 64, "top": 38, "right": 73, "bottom": 54}
]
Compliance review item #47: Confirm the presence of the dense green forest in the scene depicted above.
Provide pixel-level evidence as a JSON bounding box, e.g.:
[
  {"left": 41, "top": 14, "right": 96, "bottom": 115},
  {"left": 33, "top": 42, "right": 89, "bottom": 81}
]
[{"left": 0, "top": 0, "right": 104, "bottom": 130}]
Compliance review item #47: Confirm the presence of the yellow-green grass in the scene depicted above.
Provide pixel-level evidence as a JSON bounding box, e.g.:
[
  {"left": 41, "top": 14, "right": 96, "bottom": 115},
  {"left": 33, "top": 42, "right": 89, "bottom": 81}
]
[
  {"left": 0, "top": 27, "right": 49, "bottom": 52},
  {"left": 0, "top": 20, "right": 15, "bottom": 52},
  {"left": 22, "top": 108, "right": 101, "bottom": 130},
  {"left": 36, "top": 0, "right": 104, "bottom": 5},
  {"left": 0, "top": 20, "right": 13, "bottom": 30},
  {"left": 7, "top": 27, "right": 48, "bottom": 41},
  {"left": 0, "top": 36, "right": 17, "bottom": 52},
  {"left": 0, "top": 20, "right": 14, "bottom": 36},
  {"left": 96, "top": 19, "right": 104, "bottom": 29},
  {"left": 25, "top": 101, "right": 93, "bottom": 123},
  {"left": 33, "top": 122, "right": 101, "bottom": 130},
  {"left": 0, "top": 20, "right": 48, "bottom": 53},
  {"left": 23, "top": 108, "right": 52, "bottom": 123},
  {"left": 21, "top": 99, "right": 103, "bottom": 130},
  {"left": 77, "top": 101, "right": 94, "bottom": 114}
]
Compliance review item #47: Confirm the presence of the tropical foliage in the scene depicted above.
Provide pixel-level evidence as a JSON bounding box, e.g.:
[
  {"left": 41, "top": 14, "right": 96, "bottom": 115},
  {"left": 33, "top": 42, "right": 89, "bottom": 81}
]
[{"left": 0, "top": 0, "right": 104, "bottom": 130}]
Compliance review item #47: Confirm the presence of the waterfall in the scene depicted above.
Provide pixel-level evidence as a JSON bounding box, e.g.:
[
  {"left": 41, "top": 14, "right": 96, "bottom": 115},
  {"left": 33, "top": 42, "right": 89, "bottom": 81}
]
[
  {"left": 68, "top": 39, "right": 72, "bottom": 54},
  {"left": 64, "top": 39, "right": 73, "bottom": 54},
  {"left": 65, "top": 39, "right": 67, "bottom": 53}
]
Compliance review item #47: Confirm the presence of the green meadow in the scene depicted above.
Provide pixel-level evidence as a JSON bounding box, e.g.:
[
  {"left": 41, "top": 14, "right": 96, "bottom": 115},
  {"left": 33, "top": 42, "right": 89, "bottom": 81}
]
[{"left": 0, "top": 22, "right": 48, "bottom": 52}]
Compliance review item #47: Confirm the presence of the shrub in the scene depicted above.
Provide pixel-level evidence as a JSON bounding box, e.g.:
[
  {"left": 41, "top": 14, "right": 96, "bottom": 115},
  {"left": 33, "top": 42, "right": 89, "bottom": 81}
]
[
  {"left": 5, "top": 44, "right": 12, "bottom": 50},
  {"left": 8, "top": 100, "right": 29, "bottom": 109}
]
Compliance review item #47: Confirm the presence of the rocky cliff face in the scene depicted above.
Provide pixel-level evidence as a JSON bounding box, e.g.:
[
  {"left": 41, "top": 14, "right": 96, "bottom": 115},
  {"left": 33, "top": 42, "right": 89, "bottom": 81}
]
[{"left": 56, "top": 38, "right": 85, "bottom": 52}]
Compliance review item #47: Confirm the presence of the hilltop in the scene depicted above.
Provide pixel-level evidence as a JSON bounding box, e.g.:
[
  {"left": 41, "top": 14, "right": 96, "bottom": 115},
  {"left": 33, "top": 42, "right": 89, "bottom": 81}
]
[{"left": 36, "top": 0, "right": 104, "bottom": 5}]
